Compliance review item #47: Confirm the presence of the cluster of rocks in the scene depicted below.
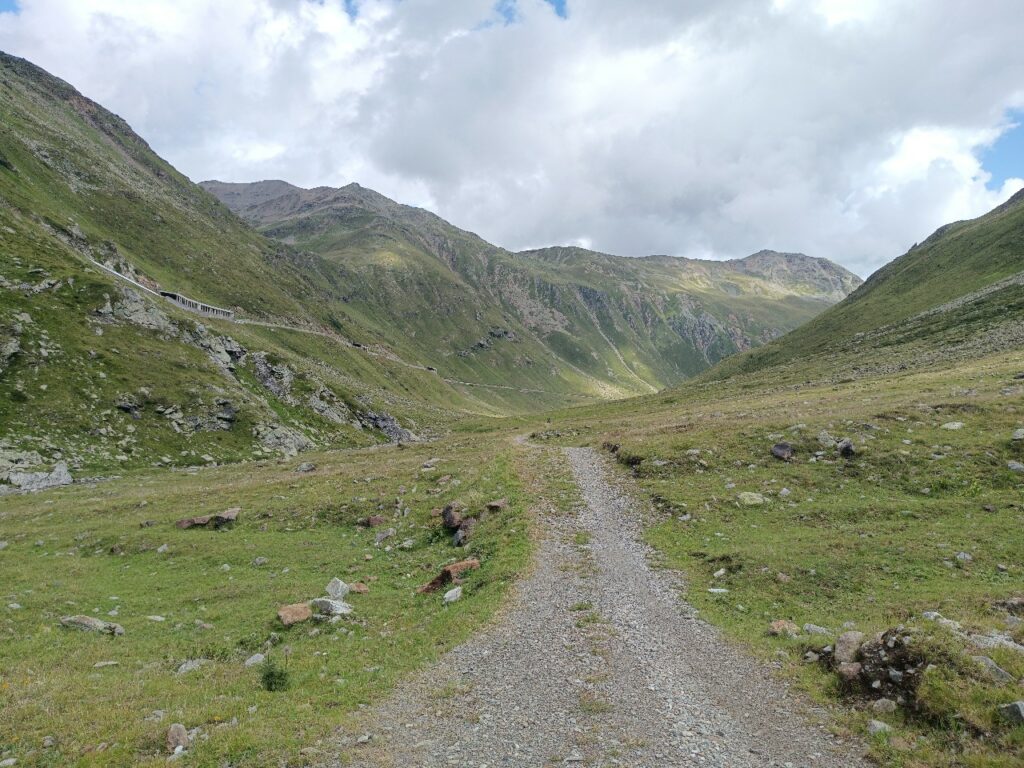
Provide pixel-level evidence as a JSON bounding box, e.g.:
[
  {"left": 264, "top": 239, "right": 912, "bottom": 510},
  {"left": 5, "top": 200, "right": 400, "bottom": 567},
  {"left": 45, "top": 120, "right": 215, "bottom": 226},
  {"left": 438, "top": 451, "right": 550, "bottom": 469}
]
[
  {"left": 252, "top": 351, "right": 295, "bottom": 402},
  {"left": 438, "top": 498, "right": 507, "bottom": 547},
  {"left": 277, "top": 578, "right": 359, "bottom": 627},
  {"left": 359, "top": 411, "right": 416, "bottom": 443},
  {"left": 252, "top": 423, "right": 313, "bottom": 457},
  {"left": 417, "top": 558, "right": 479, "bottom": 599},
  {"left": 815, "top": 431, "right": 856, "bottom": 459},
  {"left": 0, "top": 444, "right": 72, "bottom": 493}
]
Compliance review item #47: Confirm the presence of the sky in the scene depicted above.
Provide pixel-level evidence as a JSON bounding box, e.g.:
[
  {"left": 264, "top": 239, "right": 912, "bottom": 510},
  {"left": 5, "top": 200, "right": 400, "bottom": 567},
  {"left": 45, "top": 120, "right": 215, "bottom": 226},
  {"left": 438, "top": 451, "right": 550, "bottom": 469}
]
[{"left": 0, "top": 0, "right": 1022, "bottom": 277}]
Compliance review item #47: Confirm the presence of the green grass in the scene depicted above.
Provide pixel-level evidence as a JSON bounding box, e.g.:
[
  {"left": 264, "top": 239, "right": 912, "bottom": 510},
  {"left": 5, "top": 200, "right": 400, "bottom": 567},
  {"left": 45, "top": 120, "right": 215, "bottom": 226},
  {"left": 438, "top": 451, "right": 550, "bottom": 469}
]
[{"left": 0, "top": 437, "right": 546, "bottom": 766}]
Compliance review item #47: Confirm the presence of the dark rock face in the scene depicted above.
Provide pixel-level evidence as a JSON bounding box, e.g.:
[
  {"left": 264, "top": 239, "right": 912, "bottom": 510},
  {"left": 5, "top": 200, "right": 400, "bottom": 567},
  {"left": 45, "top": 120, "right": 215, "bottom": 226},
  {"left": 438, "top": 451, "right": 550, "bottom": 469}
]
[
  {"left": 360, "top": 411, "right": 415, "bottom": 443},
  {"left": 837, "top": 438, "right": 856, "bottom": 458}
]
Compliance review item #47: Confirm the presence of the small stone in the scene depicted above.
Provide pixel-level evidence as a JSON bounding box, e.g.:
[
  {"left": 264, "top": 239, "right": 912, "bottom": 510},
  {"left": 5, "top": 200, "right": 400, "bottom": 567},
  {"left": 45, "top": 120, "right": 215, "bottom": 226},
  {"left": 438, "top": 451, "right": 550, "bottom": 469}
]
[
  {"left": 955, "top": 551, "right": 973, "bottom": 563},
  {"left": 166, "top": 723, "right": 189, "bottom": 753},
  {"left": 295, "top": 461, "right": 316, "bottom": 473},
  {"left": 374, "top": 527, "right": 396, "bottom": 545},
  {"left": 998, "top": 700, "right": 1024, "bottom": 724},
  {"left": 93, "top": 660, "right": 119, "bottom": 668},
  {"left": 485, "top": 498, "right": 508, "bottom": 511},
  {"left": 350, "top": 582, "right": 369, "bottom": 594},
  {"left": 1008, "top": 461, "right": 1024, "bottom": 473},
  {"left": 220, "top": 563, "right": 231, "bottom": 572},
  {"left": 713, "top": 568, "right": 727, "bottom": 579},
  {"left": 0, "top": 759, "right": 16, "bottom": 767},
  {"left": 252, "top": 556, "right": 268, "bottom": 566},
  {"left": 156, "top": 544, "right": 169, "bottom": 553},
  {"left": 147, "top": 615, "right": 165, "bottom": 622},
  {"left": 707, "top": 587, "right": 729, "bottom": 594},
  {"left": 1011, "top": 428, "right": 1024, "bottom": 442},
  {"left": 443, "top": 586, "right": 463, "bottom": 604},
  {"left": 738, "top": 492, "right": 765, "bottom": 506},
  {"left": 867, "top": 719, "right": 892, "bottom": 735},
  {"left": 356, "top": 733, "right": 371, "bottom": 744},
  {"left": 244, "top": 653, "right": 265, "bottom": 668},
  {"left": 837, "top": 438, "right": 855, "bottom": 458},
  {"left": 803, "top": 623, "right": 830, "bottom": 635},
  {"left": 779, "top": 487, "right": 791, "bottom": 498},
  {"left": 42, "top": 735, "right": 56, "bottom": 748},
  {"left": 940, "top": 421, "right": 964, "bottom": 430},
  {"left": 872, "top": 698, "right": 897, "bottom": 714}
]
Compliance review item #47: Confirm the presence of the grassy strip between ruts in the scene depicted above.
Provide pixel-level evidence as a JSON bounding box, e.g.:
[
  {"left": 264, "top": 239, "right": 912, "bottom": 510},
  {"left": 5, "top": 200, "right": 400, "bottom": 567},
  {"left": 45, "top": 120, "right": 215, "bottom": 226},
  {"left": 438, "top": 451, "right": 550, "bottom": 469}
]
[
  {"left": 0, "top": 435, "right": 550, "bottom": 767},
  {"left": 531, "top": 349, "right": 1024, "bottom": 768}
]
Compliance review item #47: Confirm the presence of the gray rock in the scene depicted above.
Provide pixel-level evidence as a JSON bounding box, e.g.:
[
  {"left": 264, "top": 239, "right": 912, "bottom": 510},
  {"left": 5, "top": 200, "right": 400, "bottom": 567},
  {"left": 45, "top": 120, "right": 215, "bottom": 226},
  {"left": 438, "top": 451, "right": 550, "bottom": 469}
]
[
  {"left": 867, "top": 719, "right": 892, "bottom": 735},
  {"left": 443, "top": 586, "right": 463, "bottom": 604},
  {"left": 955, "top": 551, "right": 973, "bottom": 563},
  {"left": 176, "top": 659, "right": 207, "bottom": 675},
  {"left": 326, "top": 578, "right": 350, "bottom": 600},
  {"left": 295, "top": 461, "right": 316, "bottom": 473},
  {"left": 940, "top": 421, "right": 964, "bottom": 430},
  {"left": 360, "top": 411, "right": 417, "bottom": 443},
  {"left": 311, "top": 598, "right": 353, "bottom": 616},
  {"left": 1011, "top": 428, "right": 1024, "bottom": 442},
  {"left": 998, "top": 700, "right": 1024, "bottom": 724},
  {"left": 835, "top": 630, "right": 865, "bottom": 664},
  {"left": 111, "top": 288, "right": 176, "bottom": 334},
  {"left": 244, "top": 653, "right": 265, "bottom": 668},
  {"left": 737, "top": 491, "right": 765, "bottom": 506},
  {"left": 871, "top": 698, "right": 897, "bottom": 714},
  {"left": 60, "top": 615, "right": 124, "bottom": 635},
  {"left": 817, "top": 430, "right": 836, "bottom": 447},
  {"left": 1008, "top": 461, "right": 1024, "bottom": 473},
  {"left": 7, "top": 461, "right": 72, "bottom": 491},
  {"left": 252, "top": 556, "right": 268, "bottom": 566},
  {"left": 837, "top": 438, "right": 855, "bottom": 458},
  {"left": 42, "top": 735, "right": 56, "bottom": 748},
  {"left": 252, "top": 352, "right": 295, "bottom": 401},
  {"left": 375, "top": 527, "right": 396, "bottom": 545},
  {"left": 253, "top": 423, "right": 312, "bottom": 457},
  {"left": 972, "top": 656, "right": 1014, "bottom": 684}
]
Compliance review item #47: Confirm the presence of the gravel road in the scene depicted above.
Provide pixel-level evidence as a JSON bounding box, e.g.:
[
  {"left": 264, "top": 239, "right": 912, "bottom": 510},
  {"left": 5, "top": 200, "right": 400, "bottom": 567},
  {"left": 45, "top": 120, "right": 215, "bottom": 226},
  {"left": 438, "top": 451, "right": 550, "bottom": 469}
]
[{"left": 330, "top": 446, "right": 867, "bottom": 767}]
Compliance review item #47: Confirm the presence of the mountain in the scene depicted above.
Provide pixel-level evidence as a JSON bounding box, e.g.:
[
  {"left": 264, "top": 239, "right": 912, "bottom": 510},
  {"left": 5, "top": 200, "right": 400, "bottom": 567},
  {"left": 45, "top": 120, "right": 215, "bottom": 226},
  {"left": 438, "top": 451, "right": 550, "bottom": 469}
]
[
  {"left": 202, "top": 179, "right": 861, "bottom": 391},
  {"left": 0, "top": 49, "right": 857, "bottom": 482},
  {"left": 704, "top": 187, "right": 1024, "bottom": 382}
]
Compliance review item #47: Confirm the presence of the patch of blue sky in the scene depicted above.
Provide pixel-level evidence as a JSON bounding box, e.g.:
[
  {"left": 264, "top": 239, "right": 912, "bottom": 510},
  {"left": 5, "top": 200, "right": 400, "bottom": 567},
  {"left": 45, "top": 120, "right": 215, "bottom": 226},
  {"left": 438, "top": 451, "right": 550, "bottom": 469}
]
[{"left": 981, "top": 110, "right": 1024, "bottom": 189}]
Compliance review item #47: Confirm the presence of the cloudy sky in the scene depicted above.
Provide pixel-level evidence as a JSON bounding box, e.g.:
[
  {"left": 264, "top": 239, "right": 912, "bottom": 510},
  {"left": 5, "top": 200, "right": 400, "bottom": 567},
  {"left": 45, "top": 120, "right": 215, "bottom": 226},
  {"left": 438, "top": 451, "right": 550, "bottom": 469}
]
[{"left": 1, "top": 0, "right": 1022, "bottom": 276}]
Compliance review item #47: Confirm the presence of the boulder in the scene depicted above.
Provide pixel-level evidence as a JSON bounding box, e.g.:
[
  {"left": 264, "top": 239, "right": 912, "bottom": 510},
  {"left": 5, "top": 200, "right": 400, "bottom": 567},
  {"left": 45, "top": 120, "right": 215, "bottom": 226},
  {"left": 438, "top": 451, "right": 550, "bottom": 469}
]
[
  {"left": 418, "top": 558, "right": 481, "bottom": 594},
  {"left": 867, "top": 720, "right": 892, "bottom": 736},
  {"left": 326, "top": 578, "right": 350, "bottom": 600},
  {"left": 998, "top": 701, "right": 1024, "bottom": 724},
  {"left": 995, "top": 597, "right": 1024, "bottom": 616},
  {"left": 176, "top": 507, "right": 240, "bottom": 529},
  {"left": 834, "top": 630, "right": 865, "bottom": 664},
  {"left": 295, "top": 461, "right": 316, "bottom": 473},
  {"left": 1011, "top": 428, "right": 1024, "bottom": 442},
  {"left": 59, "top": 615, "right": 124, "bottom": 636},
  {"left": 374, "top": 527, "right": 396, "bottom": 545},
  {"left": 872, "top": 698, "right": 897, "bottom": 714},
  {"left": 277, "top": 602, "right": 312, "bottom": 626},
  {"left": 837, "top": 438, "right": 855, "bottom": 458},
  {"left": 443, "top": 586, "right": 463, "bottom": 604},
  {"left": 244, "top": 653, "right": 265, "bottom": 668},
  {"left": 310, "top": 598, "right": 352, "bottom": 616},
  {"left": 940, "top": 421, "right": 964, "bottom": 430},
  {"left": 166, "top": 723, "right": 189, "bottom": 754},
  {"left": 803, "top": 623, "right": 831, "bottom": 636},
  {"left": 1008, "top": 461, "right": 1024, "bottom": 473},
  {"left": 738, "top": 492, "right": 766, "bottom": 506},
  {"left": 771, "top": 443, "right": 794, "bottom": 461},
  {"left": 972, "top": 655, "right": 1014, "bottom": 684}
]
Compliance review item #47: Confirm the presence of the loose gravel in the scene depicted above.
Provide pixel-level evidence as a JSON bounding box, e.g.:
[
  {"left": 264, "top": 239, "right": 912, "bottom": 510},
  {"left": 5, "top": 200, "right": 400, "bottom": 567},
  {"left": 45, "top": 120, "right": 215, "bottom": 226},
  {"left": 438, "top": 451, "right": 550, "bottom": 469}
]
[{"left": 329, "top": 447, "right": 868, "bottom": 767}]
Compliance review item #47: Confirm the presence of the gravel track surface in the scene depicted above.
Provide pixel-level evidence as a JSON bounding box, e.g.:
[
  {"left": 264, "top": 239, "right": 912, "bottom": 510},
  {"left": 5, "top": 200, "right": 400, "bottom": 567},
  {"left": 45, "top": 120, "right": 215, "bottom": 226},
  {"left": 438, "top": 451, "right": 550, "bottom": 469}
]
[{"left": 330, "top": 446, "right": 867, "bottom": 767}]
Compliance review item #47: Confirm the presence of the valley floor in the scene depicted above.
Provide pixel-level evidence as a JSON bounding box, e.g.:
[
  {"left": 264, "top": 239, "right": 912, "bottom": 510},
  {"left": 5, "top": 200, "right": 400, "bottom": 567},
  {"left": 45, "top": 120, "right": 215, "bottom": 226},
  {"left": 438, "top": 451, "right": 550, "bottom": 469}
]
[{"left": 331, "top": 444, "right": 867, "bottom": 767}]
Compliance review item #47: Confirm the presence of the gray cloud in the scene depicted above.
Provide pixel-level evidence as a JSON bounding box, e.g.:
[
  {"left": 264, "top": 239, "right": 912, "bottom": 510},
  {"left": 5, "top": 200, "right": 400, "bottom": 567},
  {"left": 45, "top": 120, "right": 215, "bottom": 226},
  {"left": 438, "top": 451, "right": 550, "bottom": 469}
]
[{"left": 1, "top": 0, "right": 1022, "bottom": 276}]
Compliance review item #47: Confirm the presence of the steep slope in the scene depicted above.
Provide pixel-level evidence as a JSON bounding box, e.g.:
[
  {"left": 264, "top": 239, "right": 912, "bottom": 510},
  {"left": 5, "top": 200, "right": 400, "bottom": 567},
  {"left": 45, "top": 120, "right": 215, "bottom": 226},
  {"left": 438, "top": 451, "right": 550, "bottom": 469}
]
[
  {"left": 0, "top": 51, "right": 504, "bottom": 484},
  {"left": 202, "top": 179, "right": 861, "bottom": 391},
  {"left": 704, "top": 189, "right": 1024, "bottom": 382}
]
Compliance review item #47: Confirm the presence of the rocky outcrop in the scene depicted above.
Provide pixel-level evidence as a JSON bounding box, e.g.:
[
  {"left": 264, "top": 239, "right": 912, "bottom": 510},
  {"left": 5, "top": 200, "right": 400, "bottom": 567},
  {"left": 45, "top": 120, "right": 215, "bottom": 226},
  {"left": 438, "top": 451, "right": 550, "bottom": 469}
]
[
  {"left": 6, "top": 460, "right": 72, "bottom": 492},
  {"left": 307, "top": 386, "right": 351, "bottom": 424},
  {"left": 253, "top": 423, "right": 312, "bottom": 456},
  {"left": 360, "top": 411, "right": 416, "bottom": 443},
  {"left": 252, "top": 352, "right": 295, "bottom": 401},
  {"left": 98, "top": 288, "right": 176, "bottom": 334}
]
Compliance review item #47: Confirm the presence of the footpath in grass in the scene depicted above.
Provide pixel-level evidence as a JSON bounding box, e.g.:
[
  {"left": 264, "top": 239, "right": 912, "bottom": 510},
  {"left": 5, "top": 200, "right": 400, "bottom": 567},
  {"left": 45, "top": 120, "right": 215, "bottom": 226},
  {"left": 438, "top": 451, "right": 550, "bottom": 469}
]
[{"left": 0, "top": 435, "right": 544, "bottom": 766}]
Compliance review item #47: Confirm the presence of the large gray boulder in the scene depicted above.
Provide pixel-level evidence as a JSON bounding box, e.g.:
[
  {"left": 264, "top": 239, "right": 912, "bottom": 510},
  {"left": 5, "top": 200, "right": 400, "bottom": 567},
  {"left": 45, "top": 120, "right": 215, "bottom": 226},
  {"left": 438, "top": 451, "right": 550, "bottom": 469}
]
[{"left": 7, "top": 461, "right": 72, "bottom": 492}]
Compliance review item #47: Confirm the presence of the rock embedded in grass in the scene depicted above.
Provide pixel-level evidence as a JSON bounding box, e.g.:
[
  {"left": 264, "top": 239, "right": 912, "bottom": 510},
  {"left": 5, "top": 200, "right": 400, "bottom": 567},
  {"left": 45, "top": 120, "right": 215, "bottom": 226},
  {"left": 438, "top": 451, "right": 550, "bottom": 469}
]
[
  {"left": 443, "top": 586, "right": 462, "bottom": 604},
  {"left": 244, "top": 653, "right": 265, "bottom": 668},
  {"left": 277, "top": 602, "right": 312, "bottom": 626},
  {"left": 59, "top": 614, "right": 124, "bottom": 635},
  {"left": 310, "top": 598, "right": 352, "bottom": 616},
  {"left": 418, "top": 558, "right": 480, "bottom": 593},
  {"left": 770, "top": 443, "right": 794, "bottom": 461},
  {"left": 737, "top": 491, "right": 765, "bottom": 506},
  {"left": 166, "top": 723, "right": 189, "bottom": 754},
  {"left": 837, "top": 438, "right": 855, "bottom": 458},
  {"left": 834, "top": 630, "right": 865, "bottom": 664},
  {"left": 1008, "top": 461, "right": 1024, "bottom": 473},
  {"left": 326, "top": 578, "right": 349, "bottom": 599},
  {"left": 940, "top": 421, "right": 964, "bottom": 430},
  {"left": 175, "top": 507, "right": 239, "bottom": 529},
  {"left": 972, "top": 656, "right": 1014, "bottom": 684},
  {"left": 767, "top": 619, "right": 800, "bottom": 637},
  {"left": 867, "top": 719, "right": 892, "bottom": 735}
]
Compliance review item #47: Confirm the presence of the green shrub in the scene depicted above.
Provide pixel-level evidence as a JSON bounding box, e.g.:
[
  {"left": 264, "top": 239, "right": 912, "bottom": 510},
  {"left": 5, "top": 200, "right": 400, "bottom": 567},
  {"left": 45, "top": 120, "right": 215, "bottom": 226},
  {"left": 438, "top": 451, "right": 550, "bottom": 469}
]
[{"left": 260, "top": 656, "right": 290, "bottom": 692}]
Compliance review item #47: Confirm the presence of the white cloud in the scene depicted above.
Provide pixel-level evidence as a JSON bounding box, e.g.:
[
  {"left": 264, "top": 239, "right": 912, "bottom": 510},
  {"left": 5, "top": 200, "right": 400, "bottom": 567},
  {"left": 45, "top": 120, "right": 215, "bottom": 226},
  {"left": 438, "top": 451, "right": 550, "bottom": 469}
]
[{"left": 1, "top": 0, "right": 1022, "bottom": 276}]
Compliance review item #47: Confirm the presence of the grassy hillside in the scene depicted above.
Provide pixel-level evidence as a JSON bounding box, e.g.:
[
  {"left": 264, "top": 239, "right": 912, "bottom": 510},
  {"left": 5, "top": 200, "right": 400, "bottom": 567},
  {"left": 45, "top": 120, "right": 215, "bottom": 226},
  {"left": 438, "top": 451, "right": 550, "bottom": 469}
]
[
  {"left": 203, "top": 180, "right": 861, "bottom": 395},
  {"left": 705, "top": 189, "right": 1024, "bottom": 382}
]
